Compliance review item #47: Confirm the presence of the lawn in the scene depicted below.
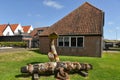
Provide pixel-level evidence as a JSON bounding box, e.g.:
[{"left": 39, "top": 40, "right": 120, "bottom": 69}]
[{"left": 0, "top": 48, "right": 120, "bottom": 80}]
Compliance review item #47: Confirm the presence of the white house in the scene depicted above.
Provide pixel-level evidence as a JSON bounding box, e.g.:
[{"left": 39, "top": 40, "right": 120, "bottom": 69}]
[
  {"left": 10, "top": 24, "right": 24, "bottom": 35},
  {"left": 0, "top": 24, "right": 14, "bottom": 36},
  {"left": 0, "top": 24, "right": 34, "bottom": 36}
]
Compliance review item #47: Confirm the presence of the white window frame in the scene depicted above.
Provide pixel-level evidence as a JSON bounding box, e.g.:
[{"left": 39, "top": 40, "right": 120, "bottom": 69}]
[
  {"left": 57, "top": 36, "right": 84, "bottom": 48},
  {"left": 64, "top": 37, "right": 70, "bottom": 47}
]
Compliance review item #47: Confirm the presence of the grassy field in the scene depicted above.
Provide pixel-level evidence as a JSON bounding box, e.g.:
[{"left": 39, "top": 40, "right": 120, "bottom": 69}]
[{"left": 0, "top": 48, "right": 120, "bottom": 80}]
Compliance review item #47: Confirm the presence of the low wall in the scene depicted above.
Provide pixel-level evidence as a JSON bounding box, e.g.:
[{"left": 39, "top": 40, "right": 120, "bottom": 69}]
[{"left": 0, "top": 36, "right": 23, "bottom": 42}]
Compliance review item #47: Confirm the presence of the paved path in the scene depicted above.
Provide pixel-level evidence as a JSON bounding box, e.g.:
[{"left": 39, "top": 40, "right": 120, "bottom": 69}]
[
  {"left": 0, "top": 47, "right": 28, "bottom": 53},
  {"left": 103, "top": 50, "right": 120, "bottom": 53}
]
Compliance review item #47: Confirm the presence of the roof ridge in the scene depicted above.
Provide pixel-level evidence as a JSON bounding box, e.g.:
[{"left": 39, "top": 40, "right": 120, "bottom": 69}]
[{"left": 82, "top": 2, "right": 102, "bottom": 11}]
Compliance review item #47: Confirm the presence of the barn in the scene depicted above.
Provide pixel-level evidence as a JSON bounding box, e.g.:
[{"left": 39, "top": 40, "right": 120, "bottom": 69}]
[{"left": 39, "top": 2, "right": 104, "bottom": 57}]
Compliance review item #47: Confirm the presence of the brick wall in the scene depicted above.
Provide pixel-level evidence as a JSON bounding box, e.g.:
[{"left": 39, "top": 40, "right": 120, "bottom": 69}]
[
  {"left": 39, "top": 36, "right": 102, "bottom": 57},
  {"left": 39, "top": 37, "right": 50, "bottom": 53}
]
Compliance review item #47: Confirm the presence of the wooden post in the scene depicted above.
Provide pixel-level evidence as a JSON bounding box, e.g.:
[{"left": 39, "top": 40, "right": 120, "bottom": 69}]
[
  {"left": 48, "top": 32, "right": 60, "bottom": 62},
  {"left": 29, "top": 39, "right": 32, "bottom": 48}
]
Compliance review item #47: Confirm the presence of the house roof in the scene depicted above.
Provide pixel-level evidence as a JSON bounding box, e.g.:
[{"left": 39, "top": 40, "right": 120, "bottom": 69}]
[
  {"left": 0, "top": 24, "right": 8, "bottom": 36},
  {"left": 22, "top": 26, "right": 31, "bottom": 33},
  {"left": 40, "top": 2, "right": 104, "bottom": 36},
  {"left": 10, "top": 24, "right": 19, "bottom": 32},
  {"left": 30, "top": 27, "right": 49, "bottom": 37}
]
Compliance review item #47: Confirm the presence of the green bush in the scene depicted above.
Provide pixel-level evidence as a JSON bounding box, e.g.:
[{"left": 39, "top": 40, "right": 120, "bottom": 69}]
[{"left": 0, "top": 42, "right": 27, "bottom": 47}]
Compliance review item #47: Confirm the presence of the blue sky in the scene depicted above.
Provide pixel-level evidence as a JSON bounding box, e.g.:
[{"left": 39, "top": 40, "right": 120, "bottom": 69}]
[{"left": 0, "top": 0, "right": 120, "bottom": 40}]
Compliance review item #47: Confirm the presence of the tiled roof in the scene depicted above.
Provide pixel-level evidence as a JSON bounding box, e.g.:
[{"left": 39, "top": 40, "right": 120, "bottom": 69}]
[
  {"left": 0, "top": 24, "right": 8, "bottom": 36},
  {"left": 10, "top": 24, "right": 19, "bottom": 32},
  {"left": 30, "top": 27, "right": 49, "bottom": 37},
  {"left": 40, "top": 2, "right": 104, "bottom": 36},
  {"left": 22, "top": 26, "right": 31, "bottom": 33}
]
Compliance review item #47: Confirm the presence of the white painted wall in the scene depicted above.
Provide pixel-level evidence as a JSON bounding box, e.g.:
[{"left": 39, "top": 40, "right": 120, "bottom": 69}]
[
  {"left": 3, "top": 25, "right": 14, "bottom": 36},
  {"left": 27, "top": 26, "right": 33, "bottom": 33},
  {"left": 14, "top": 24, "right": 24, "bottom": 34}
]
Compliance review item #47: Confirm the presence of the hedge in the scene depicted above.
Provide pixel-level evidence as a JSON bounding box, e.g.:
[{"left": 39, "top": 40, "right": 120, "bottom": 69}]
[{"left": 0, "top": 42, "right": 27, "bottom": 47}]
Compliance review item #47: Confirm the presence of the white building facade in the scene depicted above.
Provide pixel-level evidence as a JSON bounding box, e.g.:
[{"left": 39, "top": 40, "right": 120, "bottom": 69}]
[{"left": 2, "top": 25, "right": 14, "bottom": 36}]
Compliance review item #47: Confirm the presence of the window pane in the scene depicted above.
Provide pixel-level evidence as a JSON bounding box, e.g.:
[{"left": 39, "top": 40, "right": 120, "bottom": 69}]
[
  {"left": 58, "top": 37, "right": 63, "bottom": 46},
  {"left": 64, "top": 37, "right": 69, "bottom": 46},
  {"left": 64, "top": 42, "right": 69, "bottom": 46},
  {"left": 58, "top": 37, "right": 63, "bottom": 41},
  {"left": 59, "top": 42, "right": 63, "bottom": 46},
  {"left": 64, "top": 37, "right": 69, "bottom": 42},
  {"left": 77, "top": 37, "right": 83, "bottom": 47},
  {"left": 38, "top": 30, "right": 43, "bottom": 34},
  {"left": 71, "top": 37, "right": 76, "bottom": 47}
]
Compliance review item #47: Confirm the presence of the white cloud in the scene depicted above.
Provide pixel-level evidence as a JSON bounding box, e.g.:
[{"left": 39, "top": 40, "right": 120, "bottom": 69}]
[
  {"left": 43, "top": 0, "right": 64, "bottom": 9},
  {"left": 116, "top": 27, "right": 119, "bottom": 30},
  {"left": 117, "top": 38, "right": 120, "bottom": 40},
  {"left": 108, "top": 30, "right": 114, "bottom": 33},
  {"left": 107, "top": 21, "right": 114, "bottom": 25}
]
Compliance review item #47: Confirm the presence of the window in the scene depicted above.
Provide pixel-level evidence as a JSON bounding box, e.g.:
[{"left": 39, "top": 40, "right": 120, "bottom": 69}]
[
  {"left": 58, "top": 36, "right": 84, "bottom": 47},
  {"left": 71, "top": 37, "right": 76, "bottom": 47},
  {"left": 18, "top": 30, "right": 22, "bottom": 34},
  {"left": 38, "top": 30, "right": 43, "bottom": 34},
  {"left": 6, "top": 32, "right": 10, "bottom": 36},
  {"left": 77, "top": 37, "right": 83, "bottom": 47},
  {"left": 58, "top": 37, "right": 63, "bottom": 46},
  {"left": 64, "top": 37, "right": 69, "bottom": 47}
]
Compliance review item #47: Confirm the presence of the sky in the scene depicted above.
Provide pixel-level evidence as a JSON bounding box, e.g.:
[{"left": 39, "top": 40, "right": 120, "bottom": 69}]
[{"left": 0, "top": 0, "right": 120, "bottom": 40}]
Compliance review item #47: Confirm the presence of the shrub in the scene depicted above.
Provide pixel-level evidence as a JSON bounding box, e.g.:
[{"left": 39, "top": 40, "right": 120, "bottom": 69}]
[{"left": 0, "top": 42, "right": 27, "bottom": 47}]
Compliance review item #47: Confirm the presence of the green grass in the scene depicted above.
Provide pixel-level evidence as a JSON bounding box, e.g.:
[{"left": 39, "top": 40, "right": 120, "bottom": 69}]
[{"left": 0, "top": 49, "right": 120, "bottom": 80}]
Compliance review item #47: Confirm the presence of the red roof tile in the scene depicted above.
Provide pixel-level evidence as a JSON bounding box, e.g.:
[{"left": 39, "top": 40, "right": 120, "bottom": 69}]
[
  {"left": 40, "top": 2, "right": 104, "bottom": 36},
  {"left": 0, "top": 24, "right": 8, "bottom": 36},
  {"left": 10, "top": 24, "right": 19, "bottom": 32},
  {"left": 22, "top": 26, "right": 31, "bottom": 33}
]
